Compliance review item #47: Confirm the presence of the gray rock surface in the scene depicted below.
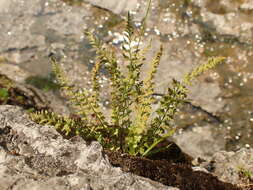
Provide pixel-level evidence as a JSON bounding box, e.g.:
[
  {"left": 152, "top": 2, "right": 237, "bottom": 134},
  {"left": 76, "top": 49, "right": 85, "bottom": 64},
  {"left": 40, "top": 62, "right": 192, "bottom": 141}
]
[
  {"left": 200, "top": 148, "right": 253, "bottom": 186},
  {"left": 191, "top": 0, "right": 253, "bottom": 42},
  {"left": 0, "top": 0, "right": 89, "bottom": 75},
  {"left": 173, "top": 125, "right": 226, "bottom": 159},
  {"left": 84, "top": 0, "right": 139, "bottom": 14},
  {"left": 0, "top": 105, "right": 176, "bottom": 190}
]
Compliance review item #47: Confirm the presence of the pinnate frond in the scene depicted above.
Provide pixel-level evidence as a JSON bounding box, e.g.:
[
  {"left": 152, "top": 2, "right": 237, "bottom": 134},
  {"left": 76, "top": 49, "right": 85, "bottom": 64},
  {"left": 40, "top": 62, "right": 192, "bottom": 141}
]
[{"left": 183, "top": 57, "right": 225, "bottom": 85}]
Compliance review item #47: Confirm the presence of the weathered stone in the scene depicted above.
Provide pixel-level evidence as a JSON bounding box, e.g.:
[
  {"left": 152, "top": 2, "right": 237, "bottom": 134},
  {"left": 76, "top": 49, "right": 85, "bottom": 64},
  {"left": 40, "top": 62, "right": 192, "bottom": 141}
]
[
  {"left": 84, "top": 0, "right": 139, "bottom": 14},
  {"left": 173, "top": 125, "right": 226, "bottom": 159},
  {"left": 0, "top": 0, "right": 90, "bottom": 76},
  {"left": 200, "top": 148, "right": 253, "bottom": 185},
  {"left": 0, "top": 105, "right": 177, "bottom": 190},
  {"left": 240, "top": 0, "right": 253, "bottom": 11},
  {"left": 191, "top": 0, "right": 253, "bottom": 42}
]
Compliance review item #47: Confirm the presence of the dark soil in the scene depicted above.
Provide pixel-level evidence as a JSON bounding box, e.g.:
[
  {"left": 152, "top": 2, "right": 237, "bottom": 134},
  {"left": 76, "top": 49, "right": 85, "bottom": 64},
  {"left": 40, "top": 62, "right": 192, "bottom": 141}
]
[
  {"left": 0, "top": 74, "right": 49, "bottom": 111},
  {"left": 104, "top": 141, "right": 241, "bottom": 190}
]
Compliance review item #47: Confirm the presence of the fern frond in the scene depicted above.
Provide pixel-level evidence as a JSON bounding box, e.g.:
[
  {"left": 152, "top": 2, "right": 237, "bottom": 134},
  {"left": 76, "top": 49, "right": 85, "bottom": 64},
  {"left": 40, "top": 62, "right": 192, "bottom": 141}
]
[
  {"left": 30, "top": 110, "right": 76, "bottom": 136},
  {"left": 126, "top": 45, "right": 163, "bottom": 155},
  {"left": 51, "top": 58, "right": 89, "bottom": 122},
  {"left": 85, "top": 30, "right": 127, "bottom": 150},
  {"left": 139, "top": 45, "right": 163, "bottom": 121},
  {"left": 51, "top": 58, "right": 71, "bottom": 89},
  {"left": 144, "top": 45, "right": 163, "bottom": 97},
  {"left": 139, "top": 79, "right": 187, "bottom": 156},
  {"left": 89, "top": 57, "right": 108, "bottom": 128},
  {"left": 152, "top": 79, "right": 187, "bottom": 129},
  {"left": 126, "top": 12, "right": 134, "bottom": 39},
  {"left": 84, "top": 30, "right": 102, "bottom": 50},
  {"left": 91, "top": 61, "right": 101, "bottom": 98},
  {"left": 183, "top": 57, "right": 225, "bottom": 85},
  {"left": 52, "top": 57, "right": 107, "bottom": 129}
]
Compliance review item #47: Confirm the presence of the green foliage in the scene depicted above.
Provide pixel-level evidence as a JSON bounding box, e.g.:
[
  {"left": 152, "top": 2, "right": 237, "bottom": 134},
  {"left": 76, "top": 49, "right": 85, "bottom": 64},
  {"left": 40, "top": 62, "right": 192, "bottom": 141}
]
[
  {"left": 237, "top": 166, "right": 252, "bottom": 179},
  {"left": 0, "top": 88, "right": 9, "bottom": 101},
  {"left": 25, "top": 73, "right": 60, "bottom": 91},
  {"left": 0, "top": 75, "right": 12, "bottom": 103},
  {"left": 0, "top": 74, "right": 13, "bottom": 89},
  {"left": 30, "top": 0, "right": 225, "bottom": 157},
  {"left": 183, "top": 57, "right": 225, "bottom": 85},
  {"left": 30, "top": 110, "right": 101, "bottom": 141}
]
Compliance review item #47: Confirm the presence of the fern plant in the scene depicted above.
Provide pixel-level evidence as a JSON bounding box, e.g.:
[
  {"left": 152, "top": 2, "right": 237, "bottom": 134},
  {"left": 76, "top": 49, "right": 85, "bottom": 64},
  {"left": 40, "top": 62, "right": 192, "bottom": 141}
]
[{"left": 30, "top": 0, "right": 225, "bottom": 157}]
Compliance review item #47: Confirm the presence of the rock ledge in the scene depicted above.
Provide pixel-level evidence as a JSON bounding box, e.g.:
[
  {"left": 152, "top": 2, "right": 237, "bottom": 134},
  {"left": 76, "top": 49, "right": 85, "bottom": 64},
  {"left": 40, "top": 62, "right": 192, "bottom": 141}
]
[{"left": 0, "top": 105, "right": 176, "bottom": 190}]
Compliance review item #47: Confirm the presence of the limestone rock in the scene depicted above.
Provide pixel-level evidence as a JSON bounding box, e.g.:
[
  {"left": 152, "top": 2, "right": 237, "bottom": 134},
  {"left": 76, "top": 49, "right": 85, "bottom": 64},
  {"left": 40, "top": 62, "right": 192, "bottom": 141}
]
[
  {"left": 173, "top": 125, "right": 226, "bottom": 159},
  {"left": 0, "top": 105, "right": 176, "bottom": 190},
  {"left": 84, "top": 0, "right": 139, "bottom": 14},
  {"left": 201, "top": 148, "right": 253, "bottom": 185}
]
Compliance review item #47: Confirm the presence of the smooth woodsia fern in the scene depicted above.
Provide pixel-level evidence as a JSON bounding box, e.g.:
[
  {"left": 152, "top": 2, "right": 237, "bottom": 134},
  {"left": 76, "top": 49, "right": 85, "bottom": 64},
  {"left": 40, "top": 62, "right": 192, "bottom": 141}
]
[{"left": 30, "top": 0, "right": 225, "bottom": 156}]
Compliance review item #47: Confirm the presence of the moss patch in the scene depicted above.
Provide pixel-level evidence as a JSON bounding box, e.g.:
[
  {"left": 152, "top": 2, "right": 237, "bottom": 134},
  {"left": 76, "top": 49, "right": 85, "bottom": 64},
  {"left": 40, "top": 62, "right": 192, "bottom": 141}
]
[
  {"left": 0, "top": 88, "right": 9, "bottom": 102},
  {"left": 25, "top": 73, "right": 60, "bottom": 92}
]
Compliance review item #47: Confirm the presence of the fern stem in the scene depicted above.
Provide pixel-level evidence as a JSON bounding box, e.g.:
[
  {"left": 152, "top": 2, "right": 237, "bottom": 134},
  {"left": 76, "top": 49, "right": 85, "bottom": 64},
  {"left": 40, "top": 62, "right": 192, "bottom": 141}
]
[
  {"left": 85, "top": 94, "right": 108, "bottom": 129},
  {"left": 142, "top": 0, "right": 152, "bottom": 29},
  {"left": 135, "top": 0, "right": 152, "bottom": 53},
  {"left": 142, "top": 129, "right": 175, "bottom": 157}
]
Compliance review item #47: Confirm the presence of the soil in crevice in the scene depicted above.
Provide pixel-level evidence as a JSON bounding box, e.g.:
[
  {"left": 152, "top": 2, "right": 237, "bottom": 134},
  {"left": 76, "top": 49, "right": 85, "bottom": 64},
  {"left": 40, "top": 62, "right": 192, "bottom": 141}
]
[{"left": 104, "top": 141, "right": 241, "bottom": 190}]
